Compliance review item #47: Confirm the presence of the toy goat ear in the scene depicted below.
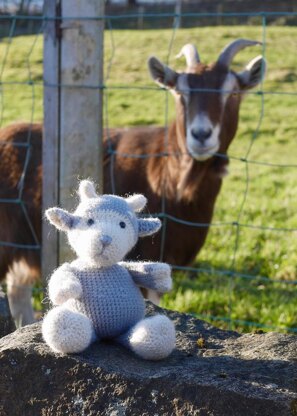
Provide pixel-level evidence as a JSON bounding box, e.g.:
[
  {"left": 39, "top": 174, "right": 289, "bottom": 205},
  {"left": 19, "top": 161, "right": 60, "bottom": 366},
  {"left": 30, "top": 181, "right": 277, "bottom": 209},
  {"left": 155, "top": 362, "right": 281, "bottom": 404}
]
[
  {"left": 138, "top": 218, "right": 161, "bottom": 237},
  {"left": 237, "top": 56, "right": 266, "bottom": 90},
  {"left": 78, "top": 180, "right": 98, "bottom": 201},
  {"left": 126, "top": 194, "right": 147, "bottom": 212},
  {"left": 46, "top": 207, "right": 76, "bottom": 231}
]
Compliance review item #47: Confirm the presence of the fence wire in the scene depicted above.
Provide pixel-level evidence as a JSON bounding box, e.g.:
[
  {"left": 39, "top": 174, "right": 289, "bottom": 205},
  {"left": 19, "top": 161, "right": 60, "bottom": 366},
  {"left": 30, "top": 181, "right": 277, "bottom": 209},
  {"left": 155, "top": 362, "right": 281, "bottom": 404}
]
[{"left": 0, "top": 10, "right": 296, "bottom": 333}]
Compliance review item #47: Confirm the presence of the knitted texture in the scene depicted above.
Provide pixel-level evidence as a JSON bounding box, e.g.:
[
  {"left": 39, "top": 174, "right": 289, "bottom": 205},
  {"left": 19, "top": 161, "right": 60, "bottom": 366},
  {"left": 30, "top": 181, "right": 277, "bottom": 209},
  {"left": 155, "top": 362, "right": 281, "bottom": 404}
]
[
  {"left": 42, "top": 180, "right": 176, "bottom": 360},
  {"left": 66, "top": 261, "right": 145, "bottom": 338}
]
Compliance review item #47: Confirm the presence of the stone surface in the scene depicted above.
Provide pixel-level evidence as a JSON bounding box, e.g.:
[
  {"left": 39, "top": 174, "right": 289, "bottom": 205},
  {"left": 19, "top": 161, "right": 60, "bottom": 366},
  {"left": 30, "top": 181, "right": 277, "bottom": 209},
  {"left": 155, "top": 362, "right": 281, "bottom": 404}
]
[
  {"left": 0, "top": 302, "right": 297, "bottom": 416},
  {"left": 0, "top": 289, "right": 15, "bottom": 338}
]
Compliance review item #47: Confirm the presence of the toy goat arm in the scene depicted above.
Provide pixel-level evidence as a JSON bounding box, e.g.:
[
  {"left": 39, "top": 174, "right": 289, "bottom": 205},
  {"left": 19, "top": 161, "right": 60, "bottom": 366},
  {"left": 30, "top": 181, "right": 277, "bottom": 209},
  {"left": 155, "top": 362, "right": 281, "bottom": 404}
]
[
  {"left": 120, "top": 261, "right": 172, "bottom": 293},
  {"left": 48, "top": 263, "right": 82, "bottom": 305}
]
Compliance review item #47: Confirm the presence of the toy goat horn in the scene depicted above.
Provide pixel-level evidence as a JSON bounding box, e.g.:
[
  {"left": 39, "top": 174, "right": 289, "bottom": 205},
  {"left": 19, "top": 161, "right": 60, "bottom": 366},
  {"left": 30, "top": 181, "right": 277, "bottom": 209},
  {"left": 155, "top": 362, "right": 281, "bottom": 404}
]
[
  {"left": 78, "top": 180, "right": 98, "bottom": 201},
  {"left": 126, "top": 194, "right": 147, "bottom": 212}
]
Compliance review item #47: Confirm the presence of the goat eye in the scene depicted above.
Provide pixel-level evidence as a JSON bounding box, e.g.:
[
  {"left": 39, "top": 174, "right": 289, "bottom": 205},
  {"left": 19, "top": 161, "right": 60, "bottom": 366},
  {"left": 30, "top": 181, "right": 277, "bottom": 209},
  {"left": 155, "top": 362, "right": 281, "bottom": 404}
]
[
  {"left": 87, "top": 218, "right": 94, "bottom": 226},
  {"left": 119, "top": 221, "right": 126, "bottom": 229}
]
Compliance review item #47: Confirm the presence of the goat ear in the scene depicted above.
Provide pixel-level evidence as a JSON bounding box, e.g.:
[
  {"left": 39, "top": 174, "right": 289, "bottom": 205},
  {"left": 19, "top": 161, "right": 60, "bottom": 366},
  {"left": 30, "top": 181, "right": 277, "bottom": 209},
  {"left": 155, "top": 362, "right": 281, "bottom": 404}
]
[
  {"left": 148, "top": 56, "right": 178, "bottom": 89},
  {"left": 46, "top": 207, "right": 76, "bottom": 232},
  {"left": 78, "top": 180, "right": 98, "bottom": 201},
  {"left": 237, "top": 56, "right": 266, "bottom": 90},
  {"left": 138, "top": 218, "right": 161, "bottom": 237},
  {"left": 126, "top": 194, "right": 147, "bottom": 212}
]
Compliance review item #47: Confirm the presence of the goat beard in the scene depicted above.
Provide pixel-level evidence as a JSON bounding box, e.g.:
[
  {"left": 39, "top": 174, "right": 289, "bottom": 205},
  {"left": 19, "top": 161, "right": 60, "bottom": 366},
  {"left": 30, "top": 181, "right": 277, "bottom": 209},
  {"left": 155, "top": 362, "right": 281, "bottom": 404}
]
[{"left": 176, "top": 156, "right": 207, "bottom": 203}]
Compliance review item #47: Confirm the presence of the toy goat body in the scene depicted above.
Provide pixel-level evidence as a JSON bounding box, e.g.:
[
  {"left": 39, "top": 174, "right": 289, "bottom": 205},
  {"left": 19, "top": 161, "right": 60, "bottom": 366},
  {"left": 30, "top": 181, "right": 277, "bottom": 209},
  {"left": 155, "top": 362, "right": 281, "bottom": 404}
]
[{"left": 42, "top": 180, "right": 175, "bottom": 360}]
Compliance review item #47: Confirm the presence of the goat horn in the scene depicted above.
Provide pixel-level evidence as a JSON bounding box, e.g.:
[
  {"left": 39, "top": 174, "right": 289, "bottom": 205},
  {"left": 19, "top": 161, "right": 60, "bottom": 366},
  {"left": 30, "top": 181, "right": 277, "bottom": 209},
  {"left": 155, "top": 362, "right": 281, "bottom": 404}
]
[
  {"left": 176, "top": 44, "right": 200, "bottom": 69},
  {"left": 217, "top": 39, "right": 262, "bottom": 67}
]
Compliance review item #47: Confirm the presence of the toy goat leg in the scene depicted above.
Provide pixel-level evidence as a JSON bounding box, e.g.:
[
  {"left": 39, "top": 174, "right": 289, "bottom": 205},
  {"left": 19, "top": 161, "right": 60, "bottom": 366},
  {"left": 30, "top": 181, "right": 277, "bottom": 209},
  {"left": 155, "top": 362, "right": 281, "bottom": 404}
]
[{"left": 42, "top": 180, "right": 176, "bottom": 360}]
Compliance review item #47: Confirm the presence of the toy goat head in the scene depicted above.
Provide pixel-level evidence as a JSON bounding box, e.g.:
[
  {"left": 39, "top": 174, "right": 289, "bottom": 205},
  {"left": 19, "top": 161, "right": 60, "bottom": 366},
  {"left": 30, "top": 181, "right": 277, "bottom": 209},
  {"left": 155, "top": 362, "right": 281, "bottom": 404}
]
[
  {"left": 148, "top": 39, "right": 266, "bottom": 161},
  {"left": 46, "top": 180, "right": 161, "bottom": 266}
]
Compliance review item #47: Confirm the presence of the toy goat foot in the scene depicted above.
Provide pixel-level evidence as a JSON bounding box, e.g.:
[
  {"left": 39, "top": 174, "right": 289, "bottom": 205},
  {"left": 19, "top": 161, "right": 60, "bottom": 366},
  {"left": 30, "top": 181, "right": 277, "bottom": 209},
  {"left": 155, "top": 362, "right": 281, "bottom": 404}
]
[
  {"left": 119, "top": 315, "right": 176, "bottom": 361},
  {"left": 42, "top": 307, "right": 94, "bottom": 354}
]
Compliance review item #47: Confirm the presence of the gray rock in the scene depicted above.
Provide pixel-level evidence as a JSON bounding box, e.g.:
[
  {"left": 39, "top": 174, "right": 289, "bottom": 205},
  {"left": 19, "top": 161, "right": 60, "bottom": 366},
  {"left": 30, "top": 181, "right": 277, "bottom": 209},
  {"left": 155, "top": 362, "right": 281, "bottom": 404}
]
[
  {"left": 0, "top": 302, "right": 296, "bottom": 416},
  {"left": 0, "top": 288, "right": 15, "bottom": 338}
]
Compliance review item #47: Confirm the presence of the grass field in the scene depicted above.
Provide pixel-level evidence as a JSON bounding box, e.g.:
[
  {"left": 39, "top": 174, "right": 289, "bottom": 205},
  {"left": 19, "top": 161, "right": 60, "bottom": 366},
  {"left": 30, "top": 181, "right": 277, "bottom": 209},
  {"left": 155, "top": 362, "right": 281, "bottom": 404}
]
[{"left": 1, "top": 25, "right": 296, "bottom": 332}]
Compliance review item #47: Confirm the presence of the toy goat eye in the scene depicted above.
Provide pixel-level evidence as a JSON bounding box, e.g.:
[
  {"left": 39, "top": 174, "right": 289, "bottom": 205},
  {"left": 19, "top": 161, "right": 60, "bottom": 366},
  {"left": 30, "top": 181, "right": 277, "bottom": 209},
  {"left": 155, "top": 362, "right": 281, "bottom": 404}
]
[
  {"left": 87, "top": 218, "right": 94, "bottom": 226},
  {"left": 119, "top": 221, "right": 126, "bottom": 229}
]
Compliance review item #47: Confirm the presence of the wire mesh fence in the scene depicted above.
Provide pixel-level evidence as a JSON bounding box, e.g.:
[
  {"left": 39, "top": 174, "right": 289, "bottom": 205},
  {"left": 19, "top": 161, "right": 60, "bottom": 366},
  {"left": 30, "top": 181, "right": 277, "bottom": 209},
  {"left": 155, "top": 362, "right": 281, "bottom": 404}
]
[{"left": 0, "top": 6, "right": 296, "bottom": 332}]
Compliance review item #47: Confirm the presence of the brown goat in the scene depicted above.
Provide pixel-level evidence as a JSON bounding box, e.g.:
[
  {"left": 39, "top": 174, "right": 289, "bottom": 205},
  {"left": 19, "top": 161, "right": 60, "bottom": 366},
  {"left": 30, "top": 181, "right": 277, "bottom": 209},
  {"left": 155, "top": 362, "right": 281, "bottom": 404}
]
[{"left": 0, "top": 39, "right": 265, "bottom": 325}]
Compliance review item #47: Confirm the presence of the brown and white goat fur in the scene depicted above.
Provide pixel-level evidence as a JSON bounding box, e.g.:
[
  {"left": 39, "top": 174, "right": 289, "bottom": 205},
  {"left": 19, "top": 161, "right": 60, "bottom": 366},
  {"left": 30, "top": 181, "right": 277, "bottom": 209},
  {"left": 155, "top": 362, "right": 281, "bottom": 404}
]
[{"left": 0, "top": 39, "right": 265, "bottom": 325}]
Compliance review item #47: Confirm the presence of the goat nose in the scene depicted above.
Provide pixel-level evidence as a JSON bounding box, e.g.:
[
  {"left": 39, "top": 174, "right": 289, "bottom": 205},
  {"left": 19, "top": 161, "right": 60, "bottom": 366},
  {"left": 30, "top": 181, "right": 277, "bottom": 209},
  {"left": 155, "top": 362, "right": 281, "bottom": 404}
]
[
  {"left": 191, "top": 128, "right": 212, "bottom": 143},
  {"left": 100, "top": 235, "right": 112, "bottom": 247}
]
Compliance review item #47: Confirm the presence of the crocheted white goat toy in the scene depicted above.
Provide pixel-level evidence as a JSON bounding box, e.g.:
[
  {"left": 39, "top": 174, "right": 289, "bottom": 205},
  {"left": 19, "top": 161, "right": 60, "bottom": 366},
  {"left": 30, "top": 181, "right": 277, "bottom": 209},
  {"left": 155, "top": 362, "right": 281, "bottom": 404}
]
[{"left": 42, "top": 180, "right": 176, "bottom": 360}]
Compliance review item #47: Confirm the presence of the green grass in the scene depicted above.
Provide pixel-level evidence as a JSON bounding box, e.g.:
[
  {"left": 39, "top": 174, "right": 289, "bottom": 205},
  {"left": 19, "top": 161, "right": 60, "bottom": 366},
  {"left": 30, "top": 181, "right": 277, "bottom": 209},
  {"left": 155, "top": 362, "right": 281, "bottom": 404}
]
[{"left": 1, "top": 26, "right": 296, "bottom": 333}]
